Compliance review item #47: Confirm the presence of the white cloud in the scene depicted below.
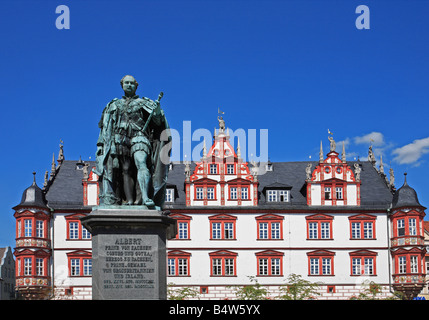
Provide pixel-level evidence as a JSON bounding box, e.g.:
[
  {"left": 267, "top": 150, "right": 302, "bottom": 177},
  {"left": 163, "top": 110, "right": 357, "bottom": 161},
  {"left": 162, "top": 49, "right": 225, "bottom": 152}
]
[
  {"left": 392, "top": 137, "right": 429, "bottom": 165},
  {"left": 354, "top": 132, "right": 385, "bottom": 147}
]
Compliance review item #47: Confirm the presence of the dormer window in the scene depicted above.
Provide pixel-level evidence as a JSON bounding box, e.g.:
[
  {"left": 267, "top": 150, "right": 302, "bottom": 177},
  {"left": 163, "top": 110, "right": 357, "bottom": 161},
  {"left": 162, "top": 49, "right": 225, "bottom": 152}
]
[
  {"left": 266, "top": 162, "right": 273, "bottom": 172},
  {"left": 267, "top": 190, "right": 289, "bottom": 202},
  {"left": 165, "top": 188, "right": 175, "bottom": 203}
]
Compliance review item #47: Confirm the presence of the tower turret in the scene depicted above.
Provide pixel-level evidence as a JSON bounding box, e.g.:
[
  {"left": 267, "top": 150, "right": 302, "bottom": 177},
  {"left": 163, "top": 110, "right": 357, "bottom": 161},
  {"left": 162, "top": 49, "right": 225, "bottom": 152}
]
[
  {"left": 13, "top": 173, "right": 52, "bottom": 299},
  {"left": 390, "top": 173, "right": 426, "bottom": 299}
]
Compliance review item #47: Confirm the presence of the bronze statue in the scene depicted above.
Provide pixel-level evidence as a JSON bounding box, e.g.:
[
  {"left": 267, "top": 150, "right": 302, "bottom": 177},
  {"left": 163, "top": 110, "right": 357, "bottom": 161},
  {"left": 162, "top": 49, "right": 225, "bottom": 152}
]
[{"left": 94, "top": 75, "right": 171, "bottom": 209}]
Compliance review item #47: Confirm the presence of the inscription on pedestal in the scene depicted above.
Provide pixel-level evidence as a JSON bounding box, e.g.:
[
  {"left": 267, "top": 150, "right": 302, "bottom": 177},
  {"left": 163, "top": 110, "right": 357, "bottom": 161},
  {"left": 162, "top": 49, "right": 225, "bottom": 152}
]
[
  {"left": 96, "top": 234, "right": 161, "bottom": 299},
  {"left": 102, "top": 237, "right": 155, "bottom": 291}
]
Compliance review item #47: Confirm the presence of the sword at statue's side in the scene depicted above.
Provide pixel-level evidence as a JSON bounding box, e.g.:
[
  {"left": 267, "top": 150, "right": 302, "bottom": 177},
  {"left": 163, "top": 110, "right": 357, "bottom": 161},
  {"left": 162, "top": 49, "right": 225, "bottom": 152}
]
[{"left": 142, "top": 92, "right": 163, "bottom": 133}]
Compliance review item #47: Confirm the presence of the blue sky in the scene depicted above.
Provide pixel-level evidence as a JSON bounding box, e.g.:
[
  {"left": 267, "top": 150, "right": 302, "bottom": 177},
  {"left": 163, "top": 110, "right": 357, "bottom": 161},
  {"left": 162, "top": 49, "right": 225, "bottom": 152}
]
[{"left": 1, "top": 0, "right": 429, "bottom": 248}]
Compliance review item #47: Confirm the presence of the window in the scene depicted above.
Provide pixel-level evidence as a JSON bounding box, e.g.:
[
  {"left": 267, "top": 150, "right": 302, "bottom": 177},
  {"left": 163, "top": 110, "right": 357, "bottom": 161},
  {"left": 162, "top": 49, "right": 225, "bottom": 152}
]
[
  {"left": 307, "top": 250, "right": 335, "bottom": 276},
  {"left": 69, "top": 222, "right": 79, "bottom": 239},
  {"left": 227, "top": 164, "right": 234, "bottom": 174},
  {"left": 36, "top": 258, "right": 44, "bottom": 276},
  {"left": 210, "top": 164, "right": 217, "bottom": 174},
  {"left": 194, "top": 185, "right": 216, "bottom": 201},
  {"left": 36, "top": 220, "right": 44, "bottom": 238},
  {"left": 170, "top": 213, "right": 192, "bottom": 240},
  {"left": 209, "top": 250, "right": 237, "bottom": 276},
  {"left": 279, "top": 190, "right": 289, "bottom": 202},
  {"left": 67, "top": 251, "right": 92, "bottom": 276},
  {"left": 165, "top": 188, "right": 174, "bottom": 202},
  {"left": 24, "top": 219, "right": 32, "bottom": 237},
  {"left": 394, "top": 252, "right": 423, "bottom": 275},
  {"left": 24, "top": 258, "right": 32, "bottom": 276},
  {"left": 409, "top": 218, "right": 417, "bottom": 236},
  {"left": 350, "top": 250, "right": 377, "bottom": 276},
  {"left": 167, "top": 251, "right": 191, "bottom": 276},
  {"left": 196, "top": 187, "right": 203, "bottom": 200},
  {"left": 241, "top": 187, "right": 248, "bottom": 200},
  {"left": 178, "top": 222, "right": 189, "bottom": 239},
  {"left": 256, "top": 214, "right": 284, "bottom": 240},
  {"left": 65, "top": 214, "right": 92, "bottom": 240},
  {"left": 398, "top": 256, "right": 407, "bottom": 274},
  {"left": 393, "top": 213, "right": 423, "bottom": 239},
  {"left": 209, "top": 214, "right": 237, "bottom": 240},
  {"left": 266, "top": 190, "right": 289, "bottom": 202},
  {"left": 397, "top": 219, "right": 405, "bottom": 237},
  {"left": 224, "top": 223, "right": 234, "bottom": 239},
  {"left": 256, "top": 251, "right": 284, "bottom": 276},
  {"left": 335, "top": 187, "right": 343, "bottom": 200},
  {"left": 70, "top": 259, "right": 80, "bottom": 276},
  {"left": 306, "top": 214, "right": 333, "bottom": 240},
  {"left": 230, "top": 187, "right": 237, "bottom": 200},
  {"left": 349, "top": 214, "right": 376, "bottom": 240},
  {"left": 207, "top": 187, "right": 215, "bottom": 200},
  {"left": 267, "top": 190, "right": 277, "bottom": 202},
  {"left": 83, "top": 259, "right": 92, "bottom": 276},
  {"left": 410, "top": 256, "right": 418, "bottom": 273},
  {"left": 324, "top": 187, "right": 331, "bottom": 200}
]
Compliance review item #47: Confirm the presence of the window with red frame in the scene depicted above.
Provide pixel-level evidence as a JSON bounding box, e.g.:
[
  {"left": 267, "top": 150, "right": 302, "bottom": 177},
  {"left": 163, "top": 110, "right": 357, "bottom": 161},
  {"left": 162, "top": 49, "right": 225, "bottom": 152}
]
[
  {"left": 16, "top": 251, "right": 50, "bottom": 277},
  {"left": 392, "top": 213, "right": 423, "bottom": 238},
  {"left": 169, "top": 213, "right": 191, "bottom": 240},
  {"left": 16, "top": 214, "right": 49, "bottom": 239},
  {"left": 306, "top": 214, "right": 333, "bottom": 240},
  {"left": 209, "top": 250, "right": 237, "bottom": 276},
  {"left": 394, "top": 249, "right": 424, "bottom": 275},
  {"left": 209, "top": 214, "right": 237, "bottom": 240},
  {"left": 349, "top": 250, "right": 377, "bottom": 276},
  {"left": 194, "top": 185, "right": 217, "bottom": 201},
  {"left": 256, "top": 250, "right": 284, "bottom": 276},
  {"left": 349, "top": 214, "right": 376, "bottom": 240},
  {"left": 67, "top": 251, "right": 92, "bottom": 277},
  {"left": 167, "top": 250, "right": 191, "bottom": 276},
  {"left": 307, "top": 250, "right": 335, "bottom": 276},
  {"left": 65, "top": 214, "right": 91, "bottom": 240},
  {"left": 256, "top": 214, "right": 284, "bottom": 240}
]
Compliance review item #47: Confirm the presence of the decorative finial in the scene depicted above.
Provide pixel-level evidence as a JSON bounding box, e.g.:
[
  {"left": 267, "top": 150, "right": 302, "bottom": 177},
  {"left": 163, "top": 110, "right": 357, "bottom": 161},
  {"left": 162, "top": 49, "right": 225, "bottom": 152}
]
[
  {"left": 404, "top": 172, "right": 408, "bottom": 185},
  {"left": 341, "top": 141, "right": 346, "bottom": 162},
  {"left": 379, "top": 155, "right": 384, "bottom": 174},
  {"left": 389, "top": 166, "right": 395, "bottom": 188},
  {"left": 58, "top": 139, "right": 64, "bottom": 163},
  {"left": 50, "top": 153, "right": 56, "bottom": 178},
  {"left": 32, "top": 171, "right": 36, "bottom": 185},
  {"left": 319, "top": 140, "right": 324, "bottom": 162},
  {"left": 237, "top": 137, "right": 241, "bottom": 158},
  {"left": 44, "top": 170, "right": 49, "bottom": 188}
]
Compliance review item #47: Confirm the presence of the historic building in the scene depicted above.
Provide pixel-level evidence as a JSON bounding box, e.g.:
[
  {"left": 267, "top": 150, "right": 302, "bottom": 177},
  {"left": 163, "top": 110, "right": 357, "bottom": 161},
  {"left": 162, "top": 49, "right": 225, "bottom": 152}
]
[
  {"left": 0, "top": 246, "right": 15, "bottom": 300},
  {"left": 12, "top": 122, "right": 427, "bottom": 300}
]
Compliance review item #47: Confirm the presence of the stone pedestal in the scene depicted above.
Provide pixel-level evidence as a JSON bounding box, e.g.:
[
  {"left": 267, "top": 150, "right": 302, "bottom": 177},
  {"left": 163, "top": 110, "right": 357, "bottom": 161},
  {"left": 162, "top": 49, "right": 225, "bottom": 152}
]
[{"left": 81, "top": 207, "right": 177, "bottom": 300}]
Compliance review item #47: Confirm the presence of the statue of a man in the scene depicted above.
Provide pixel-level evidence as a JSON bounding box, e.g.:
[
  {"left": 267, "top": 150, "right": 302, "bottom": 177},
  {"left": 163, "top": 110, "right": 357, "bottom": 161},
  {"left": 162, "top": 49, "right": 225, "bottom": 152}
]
[{"left": 94, "top": 75, "right": 171, "bottom": 209}]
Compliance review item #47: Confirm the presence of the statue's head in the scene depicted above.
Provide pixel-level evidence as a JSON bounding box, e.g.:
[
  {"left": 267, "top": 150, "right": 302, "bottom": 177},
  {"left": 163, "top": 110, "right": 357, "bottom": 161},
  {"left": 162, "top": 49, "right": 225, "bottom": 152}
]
[{"left": 120, "top": 75, "right": 139, "bottom": 96}]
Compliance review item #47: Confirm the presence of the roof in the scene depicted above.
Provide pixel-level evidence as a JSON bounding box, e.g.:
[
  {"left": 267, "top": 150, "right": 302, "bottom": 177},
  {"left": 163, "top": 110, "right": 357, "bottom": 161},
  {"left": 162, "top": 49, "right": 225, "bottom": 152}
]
[
  {"left": 14, "top": 173, "right": 48, "bottom": 209},
  {"left": 392, "top": 173, "right": 423, "bottom": 209},
  {"left": 43, "top": 159, "right": 395, "bottom": 211},
  {"left": 45, "top": 160, "right": 96, "bottom": 210}
]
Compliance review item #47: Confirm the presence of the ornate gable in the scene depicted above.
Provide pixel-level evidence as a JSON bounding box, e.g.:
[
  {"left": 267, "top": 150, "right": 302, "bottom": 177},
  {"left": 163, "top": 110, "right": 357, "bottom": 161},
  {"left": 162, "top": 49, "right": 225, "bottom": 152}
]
[
  {"left": 185, "top": 116, "right": 258, "bottom": 207},
  {"left": 307, "top": 136, "right": 360, "bottom": 206}
]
